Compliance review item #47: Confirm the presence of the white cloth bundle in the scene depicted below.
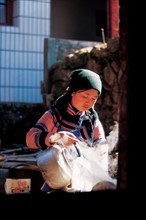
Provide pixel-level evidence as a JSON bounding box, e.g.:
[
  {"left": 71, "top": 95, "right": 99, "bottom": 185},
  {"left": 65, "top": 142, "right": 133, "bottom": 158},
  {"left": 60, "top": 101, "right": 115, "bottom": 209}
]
[
  {"left": 37, "top": 141, "right": 117, "bottom": 192},
  {"left": 71, "top": 142, "right": 117, "bottom": 191}
]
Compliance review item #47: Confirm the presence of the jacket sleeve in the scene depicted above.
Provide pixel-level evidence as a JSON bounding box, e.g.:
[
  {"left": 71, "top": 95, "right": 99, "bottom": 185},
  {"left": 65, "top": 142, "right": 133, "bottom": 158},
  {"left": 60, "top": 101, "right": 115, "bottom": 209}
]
[{"left": 26, "top": 110, "right": 57, "bottom": 150}]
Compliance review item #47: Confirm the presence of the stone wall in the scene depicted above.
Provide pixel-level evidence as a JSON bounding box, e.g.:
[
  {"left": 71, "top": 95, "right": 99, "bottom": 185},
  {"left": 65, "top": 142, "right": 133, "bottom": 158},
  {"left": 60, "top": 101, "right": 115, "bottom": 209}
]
[
  {"left": 0, "top": 38, "right": 121, "bottom": 149},
  {"left": 42, "top": 38, "right": 121, "bottom": 136}
]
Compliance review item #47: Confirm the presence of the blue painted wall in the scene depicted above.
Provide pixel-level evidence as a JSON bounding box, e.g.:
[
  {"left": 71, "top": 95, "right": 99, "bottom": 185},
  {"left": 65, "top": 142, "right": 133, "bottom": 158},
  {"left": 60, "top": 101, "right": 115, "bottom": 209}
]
[{"left": 0, "top": 0, "right": 51, "bottom": 103}]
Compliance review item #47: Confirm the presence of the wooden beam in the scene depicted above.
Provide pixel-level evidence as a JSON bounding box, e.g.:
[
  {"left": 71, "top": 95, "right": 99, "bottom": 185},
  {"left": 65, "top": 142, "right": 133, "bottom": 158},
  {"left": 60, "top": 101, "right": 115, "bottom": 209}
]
[{"left": 43, "top": 38, "right": 49, "bottom": 94}]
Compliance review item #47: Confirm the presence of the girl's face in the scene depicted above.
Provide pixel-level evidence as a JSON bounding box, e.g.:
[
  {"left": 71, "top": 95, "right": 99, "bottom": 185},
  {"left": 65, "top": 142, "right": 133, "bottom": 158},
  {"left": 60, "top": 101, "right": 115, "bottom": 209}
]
[{"left": 71, "top": 89, "right": 99, "bottom": 112}]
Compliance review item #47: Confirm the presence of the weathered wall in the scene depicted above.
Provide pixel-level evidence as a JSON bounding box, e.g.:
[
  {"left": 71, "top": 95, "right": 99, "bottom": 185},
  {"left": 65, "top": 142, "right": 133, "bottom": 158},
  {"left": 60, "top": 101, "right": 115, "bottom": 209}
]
[{"left": 43, "top": 38, "right": 121, "bottom": 137}]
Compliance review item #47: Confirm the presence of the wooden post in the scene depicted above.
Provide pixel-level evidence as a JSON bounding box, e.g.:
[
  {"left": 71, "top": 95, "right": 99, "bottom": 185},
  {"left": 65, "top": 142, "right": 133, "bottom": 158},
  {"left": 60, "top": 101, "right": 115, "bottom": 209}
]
[
  {"left": 44, "top": 38, "right": 49, "bottom": 93},
  {"left": 43, "top": 38, "right": 49, "bottom": 105},
  {"left": 117, "top": 0, "right": 129, "bottom": 189},
  {"left": 107, "top": 0, "right": 119, "bottom": 38}
]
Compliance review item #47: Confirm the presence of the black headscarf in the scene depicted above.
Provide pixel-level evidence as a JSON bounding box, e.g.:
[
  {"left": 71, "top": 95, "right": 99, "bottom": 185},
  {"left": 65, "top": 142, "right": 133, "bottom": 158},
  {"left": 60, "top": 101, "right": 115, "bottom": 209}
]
[{"left": 67, "top": 69, "right": 102, "bottom": 95}]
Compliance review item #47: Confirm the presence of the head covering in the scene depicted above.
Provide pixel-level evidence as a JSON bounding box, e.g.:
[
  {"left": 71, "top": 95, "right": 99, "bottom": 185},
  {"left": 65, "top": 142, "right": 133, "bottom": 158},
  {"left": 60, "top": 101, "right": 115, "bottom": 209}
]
[{"left": 67, "top": 69, "right": 102, "bottom": 95}]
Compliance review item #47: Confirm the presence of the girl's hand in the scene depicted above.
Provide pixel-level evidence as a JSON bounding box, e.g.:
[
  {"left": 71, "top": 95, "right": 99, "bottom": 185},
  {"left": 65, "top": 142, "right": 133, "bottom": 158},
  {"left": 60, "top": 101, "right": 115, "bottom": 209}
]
[
  {"left": 58, "top": 131, "right": 80, "bottom": 146},
  {"left": 46, "top": 131, "right": 79, "bottom": 147}
]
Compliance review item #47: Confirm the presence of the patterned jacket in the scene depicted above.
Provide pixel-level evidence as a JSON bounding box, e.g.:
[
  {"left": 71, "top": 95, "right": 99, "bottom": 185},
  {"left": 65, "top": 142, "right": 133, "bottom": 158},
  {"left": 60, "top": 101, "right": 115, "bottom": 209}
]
[{"left": 26, "top": 100, "right": 105, "bottom": 150}]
